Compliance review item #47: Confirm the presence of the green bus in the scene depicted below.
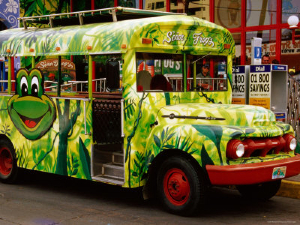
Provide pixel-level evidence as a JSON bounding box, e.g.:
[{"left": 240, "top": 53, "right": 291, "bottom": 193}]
[{"left": 0, "top": 7, "right": 299, "bottom": 216}]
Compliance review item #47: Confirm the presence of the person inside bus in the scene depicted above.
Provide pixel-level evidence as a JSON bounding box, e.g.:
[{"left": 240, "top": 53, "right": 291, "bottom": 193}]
[
  {"left": 137, "top": 70, "right": 152, "bottom": 91},
  {"left": 262, "top": 54, "right": 270, "bottom": 64},
  {"left": 196, "top": 64, "right": 213, "bottom": 90},
  {"left": 150, "top": 74, "right": 173, "bottom": 91}
]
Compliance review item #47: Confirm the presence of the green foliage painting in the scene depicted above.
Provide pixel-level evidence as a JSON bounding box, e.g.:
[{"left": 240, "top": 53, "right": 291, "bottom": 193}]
[{"left": 0, "top": 11, "right": 296, "bottom": 190}]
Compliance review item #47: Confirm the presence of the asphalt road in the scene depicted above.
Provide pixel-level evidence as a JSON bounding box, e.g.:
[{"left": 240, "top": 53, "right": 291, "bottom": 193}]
[{"left": 0, "top": 170, "right": 299, "bottom": 225}]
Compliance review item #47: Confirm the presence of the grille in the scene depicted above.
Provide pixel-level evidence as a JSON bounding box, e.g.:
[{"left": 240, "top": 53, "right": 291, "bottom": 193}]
[{"left": 242, "top": 136, "right": 287, "bottom": 157}]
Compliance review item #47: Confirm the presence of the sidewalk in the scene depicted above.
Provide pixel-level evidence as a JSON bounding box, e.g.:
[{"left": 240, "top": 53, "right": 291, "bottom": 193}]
[{"left": 276, "top": 174, "right": 300, "bottom": 199}]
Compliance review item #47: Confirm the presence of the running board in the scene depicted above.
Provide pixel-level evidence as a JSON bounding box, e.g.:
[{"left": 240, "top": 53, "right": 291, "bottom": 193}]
[{"left": 92, "top": 174, "right": 124, "bottom": 186}]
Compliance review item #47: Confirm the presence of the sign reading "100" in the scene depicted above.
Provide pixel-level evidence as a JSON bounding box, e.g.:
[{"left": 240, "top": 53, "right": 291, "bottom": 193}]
[
  {"left": 232, "top": 66, "right": 246, "bottom": 104},
  {"left": 249, "top": 65, "right": 271, "bottom": 109}
]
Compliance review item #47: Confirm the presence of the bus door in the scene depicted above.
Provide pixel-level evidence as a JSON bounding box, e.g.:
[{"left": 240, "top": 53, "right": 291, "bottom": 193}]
[{"left": 91, "top": 54, "right": 124, "bottom": 184}]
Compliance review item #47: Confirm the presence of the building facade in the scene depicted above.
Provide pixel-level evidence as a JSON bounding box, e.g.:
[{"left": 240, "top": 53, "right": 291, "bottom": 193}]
[{"left": 7, "top": 0, "right": 300, "bottom": 72}]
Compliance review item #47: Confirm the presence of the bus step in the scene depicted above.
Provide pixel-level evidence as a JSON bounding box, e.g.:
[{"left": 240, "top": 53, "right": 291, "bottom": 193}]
[
  {"left": 99, "top": 163, "right": 124, "bottom": 178},
  {"left": 94, "top": 150, "right": 123, "bottom": 165},
  {"left": 93, "top": 175, "right": 124, "bottom": 186}
]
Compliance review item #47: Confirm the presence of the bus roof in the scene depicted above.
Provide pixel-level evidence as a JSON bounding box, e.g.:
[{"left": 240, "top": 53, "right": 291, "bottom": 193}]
[{"left": 0, "top": 8, "right": 235, "bottom": 57}]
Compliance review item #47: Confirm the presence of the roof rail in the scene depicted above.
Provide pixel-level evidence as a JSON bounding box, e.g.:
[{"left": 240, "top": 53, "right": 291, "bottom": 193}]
[{"left": 18, "top": 7, "right": 185, "bottom": 29}]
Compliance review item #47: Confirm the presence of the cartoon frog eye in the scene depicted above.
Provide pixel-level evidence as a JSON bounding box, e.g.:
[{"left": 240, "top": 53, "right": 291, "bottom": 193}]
[
  {"left": 20, "top": 76, "right": 28, "bottom": 96},
  {"left": 31, "top": 76, "right": 39, "bottom": 97}
]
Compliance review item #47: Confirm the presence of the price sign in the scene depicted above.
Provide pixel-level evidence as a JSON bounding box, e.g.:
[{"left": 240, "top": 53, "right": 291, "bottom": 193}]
[
  {"left": 232, "top": 66, "right": 246, "bottom": 104},
  {"left": 249, "top": 65, "right": 271, "bottom": 109}
]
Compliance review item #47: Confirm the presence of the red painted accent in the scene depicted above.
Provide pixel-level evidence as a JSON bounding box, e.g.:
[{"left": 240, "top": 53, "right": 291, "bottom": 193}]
[
  {"left": 242, "top": 136, "right": 286, "bottom": 157},
  {"left": 25, "top": 120, "right": 37, "bottom": 128},
  {"left": 91, "top": 0, "right": 95, "bottom": 10},
  {"left": 142, "top": 38, "right": 152, "bottom": 44},
  {"left": 206, "top": 154, "right": 300, "bottom": 185},
  {"left": 0, "top": 147, "right": 12, "bottom": 176},
  {"left": 224, "top": 44, "right": 231, "bottom": 49},
  {"left": 240, "top": 0, "right": 246, "bottom": 65},
  {"left": 166, "top": 0, "right": 170, "bottom": 12},
  {"left": 11, "top": 57, "right": 15, "bottom": 92},
  {"left": 276, "top": 0, "right": 282, "bottom": 63},
  {"left": 163, "top": 168, "right": 190, "bottom": 206},
  {"left": 210, "top": 58, "right": 214, "bottom": 78},
  {"left": 114, "top": 0, "right": 118, "bottom": 7},
  {"left": 209, "top": 0, "right": 214, "bottom": 22},
  {"left": 139, "top": 0, "right": 143, "bottom": 9},
  {"left": 70, "top": 0, "right": 73, "bottom": 12},
  {"left": 92, "top": 61, "right": 96, "bottom": 92}
]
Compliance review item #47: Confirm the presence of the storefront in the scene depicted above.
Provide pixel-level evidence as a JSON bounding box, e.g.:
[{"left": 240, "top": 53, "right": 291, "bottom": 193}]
[
  {"left": 71, "top": 0, "right": 300, "bottom": 71},
  {"left": 19, "top": 0, "right": 299, "bottom": 71}
]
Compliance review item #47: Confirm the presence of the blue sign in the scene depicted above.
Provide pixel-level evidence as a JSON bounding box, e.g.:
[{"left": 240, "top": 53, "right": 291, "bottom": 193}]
[
  {"left": 218, "top": 64, "right": 226, "bottom": 72},
  {"left": 250, "top": 65, "right": 271, "bottom": 73},
  {"left": 275, "top": 112, "right": 286, "bottom": 119},
  {"left": 272, "top": 65, "right": 287, "bottom": 71},
  {"left": 254, "top": 47, "right": 262, "bottom": 59},
  {"left": 232, "top": 66, "right": 245, "bottom": 73}
]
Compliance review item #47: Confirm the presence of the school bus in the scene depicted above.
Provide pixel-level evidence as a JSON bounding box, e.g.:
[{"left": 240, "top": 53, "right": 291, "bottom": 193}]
[{"left": 0, "top": 7, "right": 299, "bottom": 216}]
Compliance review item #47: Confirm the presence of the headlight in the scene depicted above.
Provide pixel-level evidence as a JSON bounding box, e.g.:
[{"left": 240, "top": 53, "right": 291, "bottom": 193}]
[
  {"left": 227, "top": 139, "right": 245, "bottom": 159},
  {"left": 283, "top": 134, "right": 297, "bottom": 151}
]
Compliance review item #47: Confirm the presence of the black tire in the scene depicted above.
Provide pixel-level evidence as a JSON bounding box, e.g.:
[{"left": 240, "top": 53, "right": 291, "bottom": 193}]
[
  {"left": 157, "top": 156, "right": 206, "bottom": 216},
  {"left": 236, "top": 180, "right": 281, "bottom": 201},
  {"left": 0, "top": 139, "right": 18, "bottom": 184}
]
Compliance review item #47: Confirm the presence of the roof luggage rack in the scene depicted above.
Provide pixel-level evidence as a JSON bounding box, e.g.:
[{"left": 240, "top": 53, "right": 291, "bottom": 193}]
[{"left": 18, "top": 7, "right": 185, "bottom": 29}]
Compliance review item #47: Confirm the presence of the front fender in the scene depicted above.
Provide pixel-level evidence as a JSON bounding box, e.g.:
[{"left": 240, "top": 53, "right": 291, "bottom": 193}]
[
  {"left": 145, "top": 122, "right": 295, "bottom": 173},
  {"left": 145, "top": 124, "right": 244, "bottom": 170}
]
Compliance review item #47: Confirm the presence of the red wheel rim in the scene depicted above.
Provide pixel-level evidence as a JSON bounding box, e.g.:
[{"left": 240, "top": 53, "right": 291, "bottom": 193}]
[
  {"left": 163, "top": 168, "right": 190, "bottom": 206},
  {"left": 0, "top": 147, "right": 13, "bottom": 176}
]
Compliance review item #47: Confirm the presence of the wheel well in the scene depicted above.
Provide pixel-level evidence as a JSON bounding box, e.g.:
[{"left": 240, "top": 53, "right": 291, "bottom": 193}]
[
  {"left": 144, "top": 149, "right": 209, "bottom": 199},
  {"left": 0, "top": 134, "right": 13, "bottom": 146}
]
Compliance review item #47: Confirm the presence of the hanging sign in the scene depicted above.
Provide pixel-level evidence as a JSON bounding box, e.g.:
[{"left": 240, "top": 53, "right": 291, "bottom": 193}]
[{"left": 249, "top": 65, "right": 271, "bottom": 109}]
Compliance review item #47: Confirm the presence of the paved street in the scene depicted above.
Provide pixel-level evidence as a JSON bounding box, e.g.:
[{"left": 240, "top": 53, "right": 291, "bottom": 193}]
[{"left": 0, "top": 170, "right": 299, "bottom": 225}]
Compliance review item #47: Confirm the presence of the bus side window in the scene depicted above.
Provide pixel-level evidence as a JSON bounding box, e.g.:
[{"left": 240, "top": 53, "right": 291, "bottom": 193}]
[{"left": 106, "top": 60, "right": 120, "bottom": 90}]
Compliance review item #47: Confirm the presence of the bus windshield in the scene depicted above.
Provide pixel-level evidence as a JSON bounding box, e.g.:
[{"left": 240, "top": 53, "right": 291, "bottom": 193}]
[
  {"left": 187, "top": 55, "right": 228, "bottom": 92},
  {"left": 136, "top": 52, "right": 227, "bottom": 92}
]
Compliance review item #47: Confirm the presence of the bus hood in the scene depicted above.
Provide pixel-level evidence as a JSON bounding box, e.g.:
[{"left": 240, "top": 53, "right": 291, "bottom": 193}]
[{"left": 156, "top": 103, "right": 277, "bottom": 127}]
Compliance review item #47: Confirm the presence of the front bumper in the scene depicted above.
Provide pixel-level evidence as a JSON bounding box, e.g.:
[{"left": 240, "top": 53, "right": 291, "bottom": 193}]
[{"left": 206, "top": 154, "right": 300, "bottom": 185}]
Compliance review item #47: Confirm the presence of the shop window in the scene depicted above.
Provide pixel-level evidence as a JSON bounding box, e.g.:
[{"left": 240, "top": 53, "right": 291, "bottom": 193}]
[
  {"left": 144, "top": 0, "right": 166, "bottom": 11},
  {"left": 232, "top": 32, "right": 242, "bottom": 65},
  {"left": 282, "top": 0, "right": 300, "bottom": 24},
  {"left": 215, "top": 0, "right": 241, "bottom": 29},
  {"left": 136, "top": 53, "right": 183, "bottom": 92},
  {"left": 281, "top": 29, "right": 300, "bottom": 72},
  {"left": 245, "top": 30, "right": 276, "bottom": 65},
  {"left": 117, "top": 0, "right": 137, "bottom": 8},
  {"left": 170, "top": 0, "right": 209, "bottom": 20},
  {"left": 246, "top": 0, "right": 277, "bottom": 27}
]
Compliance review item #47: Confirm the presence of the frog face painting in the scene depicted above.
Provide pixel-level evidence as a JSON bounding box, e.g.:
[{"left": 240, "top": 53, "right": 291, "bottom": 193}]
[{"left": 8, "top": 68, "right": 56, "bottom": 140}]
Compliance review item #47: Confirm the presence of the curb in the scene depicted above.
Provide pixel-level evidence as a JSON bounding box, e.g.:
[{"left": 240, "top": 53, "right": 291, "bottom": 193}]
[{"left": 276, "top": 180, "right": 300, "bottom": 199}]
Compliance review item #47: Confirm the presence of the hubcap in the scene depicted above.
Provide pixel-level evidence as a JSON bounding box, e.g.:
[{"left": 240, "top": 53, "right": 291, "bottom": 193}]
[
  {"left": 0, "top": 147, "right": 13, "bottom": 176},
  {"left": 163, "top": 168, "right": 190, "bottom": 206}
]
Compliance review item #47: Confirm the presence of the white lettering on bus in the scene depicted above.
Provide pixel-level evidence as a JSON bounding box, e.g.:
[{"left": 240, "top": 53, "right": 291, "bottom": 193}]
[
  {"left": 163, "top": 31, "right": 185, "bottom": 44},
  {"left": 193, "top": 32, "right": 215, "bottom": 47}
]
